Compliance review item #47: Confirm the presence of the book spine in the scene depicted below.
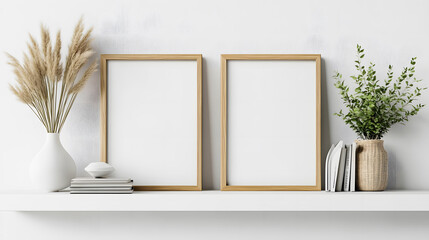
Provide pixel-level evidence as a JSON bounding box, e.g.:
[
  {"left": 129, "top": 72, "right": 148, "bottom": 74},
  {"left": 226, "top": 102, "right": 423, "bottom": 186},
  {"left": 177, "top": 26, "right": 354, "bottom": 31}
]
[
  {"left": 70, "top": 190, "right": 134, "bottom": 194},
  {"left": 343, "top": 145, "right": 351, "bottom": 191},
  {"left": 335, "top": 146, "right": 347, "bottom": 191},
  {"left": 325, "top": 145, "right": 334, "bottom": 192},
  {"left": 351, "top": 143, "right": 357, "bottom": 192},
  {"left": 70, "top": 184, "right": 133, "bottom": 188}
]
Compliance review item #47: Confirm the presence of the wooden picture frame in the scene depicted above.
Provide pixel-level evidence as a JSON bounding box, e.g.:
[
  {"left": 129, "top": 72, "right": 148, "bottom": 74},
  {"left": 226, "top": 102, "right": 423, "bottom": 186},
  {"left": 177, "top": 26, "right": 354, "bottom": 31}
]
[
  {"left": 221, "top": 54, "right": 321, "bottom": 191},
  {"left": 100, "top": 54, "right": 202, "bottom": 191}
]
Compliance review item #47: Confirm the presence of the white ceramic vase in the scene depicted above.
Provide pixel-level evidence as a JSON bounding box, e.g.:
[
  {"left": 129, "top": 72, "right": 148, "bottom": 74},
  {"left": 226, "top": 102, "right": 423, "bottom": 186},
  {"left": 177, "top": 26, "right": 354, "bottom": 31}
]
[{"left": 29, "top": 133, "right": 76, "bottom": 192}]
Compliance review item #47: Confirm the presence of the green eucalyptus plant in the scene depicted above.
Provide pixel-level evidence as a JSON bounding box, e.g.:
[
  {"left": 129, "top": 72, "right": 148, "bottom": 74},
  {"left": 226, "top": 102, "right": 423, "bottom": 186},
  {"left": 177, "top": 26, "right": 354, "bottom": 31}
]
[{"left": 334, "top": 45, "right": 426, "bottom": 140}]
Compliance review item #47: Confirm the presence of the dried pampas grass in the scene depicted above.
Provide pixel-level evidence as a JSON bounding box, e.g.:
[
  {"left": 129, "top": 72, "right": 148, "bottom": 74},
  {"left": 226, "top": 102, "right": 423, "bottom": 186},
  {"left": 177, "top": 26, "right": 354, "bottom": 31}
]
[{"left": 8, "top": 18, "right": 97, "bottom": 133}]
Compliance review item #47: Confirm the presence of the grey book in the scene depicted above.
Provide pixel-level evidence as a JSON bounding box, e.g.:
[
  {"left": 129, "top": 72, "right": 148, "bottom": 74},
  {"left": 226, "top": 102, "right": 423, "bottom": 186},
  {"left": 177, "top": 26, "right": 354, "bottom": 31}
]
[
  {"left": 70, "top": 190, "right": 134, "bottom": 194},
  {"left": 350, "top": 142, "right": 357, "bottom": 192},
  {"left": 343, "top": 144, "right": 352, "bottom": 191},
  {"left": 334, "top": 145, "right": 347, "bottom": 192},
  {"left": 70, "top": 183, "right": 133, "bottom": 188},
  {"left": 70, "top": 187, "right": 132, "bottom": 191},
  {"left": 71, "top": 177, "right": 132, "bottom": 184}
]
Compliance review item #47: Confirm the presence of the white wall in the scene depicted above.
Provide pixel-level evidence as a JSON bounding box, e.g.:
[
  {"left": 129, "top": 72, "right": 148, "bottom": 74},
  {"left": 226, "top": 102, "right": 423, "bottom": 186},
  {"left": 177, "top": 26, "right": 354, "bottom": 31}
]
[{"left": 1, "top": 0, "right": 429, "bottom": 239}]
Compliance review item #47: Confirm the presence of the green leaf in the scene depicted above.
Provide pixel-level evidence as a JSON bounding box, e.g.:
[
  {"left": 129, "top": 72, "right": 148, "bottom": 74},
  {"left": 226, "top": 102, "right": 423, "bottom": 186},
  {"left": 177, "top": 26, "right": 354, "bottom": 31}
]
[{"left": 333, "top": 44, "right": 426, "bottom": 139}]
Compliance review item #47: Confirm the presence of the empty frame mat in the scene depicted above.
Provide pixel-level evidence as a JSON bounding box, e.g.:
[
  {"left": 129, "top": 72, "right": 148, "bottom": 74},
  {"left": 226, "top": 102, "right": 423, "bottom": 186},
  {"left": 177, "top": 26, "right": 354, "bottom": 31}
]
[
  {"left": 101, "top": 54, "right": 202, "bottom": 190},
  {"left": 221, "top": 55, "right": 321, "bottom": 190}
]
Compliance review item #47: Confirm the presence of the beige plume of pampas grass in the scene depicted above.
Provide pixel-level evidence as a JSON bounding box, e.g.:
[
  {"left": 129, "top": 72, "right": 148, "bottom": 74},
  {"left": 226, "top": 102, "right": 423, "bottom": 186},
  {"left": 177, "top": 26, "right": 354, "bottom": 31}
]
[{"left": 8, "top": 18, "right": 97, "bottom": 133}]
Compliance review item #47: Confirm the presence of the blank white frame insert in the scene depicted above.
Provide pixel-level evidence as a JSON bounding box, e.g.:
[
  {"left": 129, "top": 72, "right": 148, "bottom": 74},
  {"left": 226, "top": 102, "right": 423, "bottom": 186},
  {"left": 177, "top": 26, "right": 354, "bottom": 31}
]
[
  {"left": 101, "top": 54, "right": 202, "bottom": 191},
  {"left": 221, "top": 54, "right": 321, "bottom": 191}
]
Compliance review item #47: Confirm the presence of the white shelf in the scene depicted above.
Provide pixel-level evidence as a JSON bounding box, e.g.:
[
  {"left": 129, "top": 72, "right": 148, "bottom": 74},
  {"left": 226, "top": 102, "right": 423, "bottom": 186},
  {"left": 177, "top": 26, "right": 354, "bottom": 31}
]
[{"left": 0, "top": 190, "right": 428, "bottom": 212}]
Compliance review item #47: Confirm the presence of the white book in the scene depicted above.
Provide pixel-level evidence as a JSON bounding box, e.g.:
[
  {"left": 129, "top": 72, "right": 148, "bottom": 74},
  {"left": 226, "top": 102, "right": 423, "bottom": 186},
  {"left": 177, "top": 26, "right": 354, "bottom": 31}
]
[
  {"left": 70, "top": 190, "right": 134, "bottom": 194},
  {"left": 343, "top": 144, "right": 352, "bottom": 191},
  {"left": 329, "top": 141, "right": 344, "bottom": 192},
  {"left": 335, "top": 146, "right": 347, "bottom": 191},
  {"left": 72, "top": 178, "right": 132, "bottom": 184},
  {"left": 70, "top": 183, "right": 133, "bottom": 188},
  {"left": 325, "top": 144, "right": 335, "bottom": 192},
  {"left": 350, "top": 142, "right": 357, "bottom": 192},
  {"left": 70, "top": 187, "right": 132, "bottom": 191}
]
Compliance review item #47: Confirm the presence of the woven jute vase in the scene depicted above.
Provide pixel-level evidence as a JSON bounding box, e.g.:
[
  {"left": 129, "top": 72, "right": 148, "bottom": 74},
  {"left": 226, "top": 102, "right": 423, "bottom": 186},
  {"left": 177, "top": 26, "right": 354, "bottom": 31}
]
[{"left": 355, "top": 140, "right": 388, "bottom": 191}]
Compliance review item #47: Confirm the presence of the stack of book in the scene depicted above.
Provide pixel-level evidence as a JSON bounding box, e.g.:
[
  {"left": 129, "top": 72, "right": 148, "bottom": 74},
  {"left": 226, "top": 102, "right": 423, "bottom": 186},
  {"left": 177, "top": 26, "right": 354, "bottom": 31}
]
[
  {"left": 325, "top": 141, "right": 357, "bottom": 192},
  {"left": 70, "top": 178, "right": 134, "bottom": 194}
]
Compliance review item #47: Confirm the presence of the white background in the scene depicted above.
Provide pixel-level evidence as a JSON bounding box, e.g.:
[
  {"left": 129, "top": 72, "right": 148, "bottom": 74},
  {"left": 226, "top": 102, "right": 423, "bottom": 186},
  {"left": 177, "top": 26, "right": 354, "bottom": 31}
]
[
  {"left": 1, "top": 0, "right": 429, "bottom": 239},
  {"left": 227, "top": 60, "right": 316, "bottom": 186},
  {"left": 107, "top": 60, "right": 197, "bottom": 186}
]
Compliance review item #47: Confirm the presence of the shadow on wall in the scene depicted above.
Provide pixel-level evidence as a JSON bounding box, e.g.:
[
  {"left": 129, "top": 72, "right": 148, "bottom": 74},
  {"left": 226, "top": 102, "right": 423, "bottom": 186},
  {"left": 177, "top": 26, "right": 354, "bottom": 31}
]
[
  {"left": 321, "top": 58, "right": 330, "bottom": 190},
  {"left": 202, "top": 57, "right": 214, "bottom": 190},
  {"left": 385, "top": 145, "right": 397, "bottom": 190}
]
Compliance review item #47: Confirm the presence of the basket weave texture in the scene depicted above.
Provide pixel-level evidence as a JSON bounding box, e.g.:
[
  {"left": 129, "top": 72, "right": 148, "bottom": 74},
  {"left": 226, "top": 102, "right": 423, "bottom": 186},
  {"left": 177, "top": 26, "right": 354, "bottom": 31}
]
[{"left": 355, "top": 140, "right": 388, "bottom": 191}]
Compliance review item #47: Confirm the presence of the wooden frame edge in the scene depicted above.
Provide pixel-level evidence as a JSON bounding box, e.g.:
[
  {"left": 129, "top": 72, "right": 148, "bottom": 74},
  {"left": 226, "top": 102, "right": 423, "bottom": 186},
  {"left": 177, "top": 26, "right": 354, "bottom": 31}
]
[
  {"left": 315, "top": 55, "right": 322, "bottom": 190},
  {"left": 100, "top": 54, "right": 203, "bottom": 191},
  {"left": 221, "top": 55, "right": 228, "bottom": 190},
  {"left": 221, "top": 186, "right": 321, "bottom": 191},
  {"left": 196, "top": 54, "right": 203, "bottom": 190},
  {"left": 220, "top": 54, "right": 322, "bottom": 191},
  {"left": 100, "top": 55, "right": 107, "bottom": 164}
]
